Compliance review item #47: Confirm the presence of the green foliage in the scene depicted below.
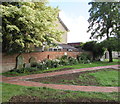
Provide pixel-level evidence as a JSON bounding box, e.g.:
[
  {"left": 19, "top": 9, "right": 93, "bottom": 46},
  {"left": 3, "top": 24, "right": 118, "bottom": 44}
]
[
  {"left": 68, "top": 56, "right": 78, "bottom": 65},
  {"left": 88, "top": 2, "right": 119, "bottom": 39},
  {"left": 1, "top": 2, "right": 63, "bottom": 54},
  {"left": 59, "top": 55, "right": 79, "bottom": 65},
  {"left": 8, "top": 55, "right": 91, "bottom": 74},
  {"left": 89, "top": 69, "right": 119, "bottom": 87},
  {"left": 3, "top": 60, "right": 119, "bottom": 76},
  {"left": 59, "top": 55, "right": 69, "bottom": 66},
  {"left": 88, "top": 2, "right": 120, "bottom": 62},
  {"left": 82, "top": 41, "right": 105, "bottom": 60},
  {"left": 77, "top": 53, "right": 92, "bottom": 64},
  {"left": 2, "top": 83, "right": 119, "bottom": 102},
  {"left": 101, "top": 37, "right": 120, "bottom": 52},
  {"left": 49, "top": 68, "right": 118, "bottom": 87},
  {"left": 10, "top": 67, "right": 38, "bottom": 73}
]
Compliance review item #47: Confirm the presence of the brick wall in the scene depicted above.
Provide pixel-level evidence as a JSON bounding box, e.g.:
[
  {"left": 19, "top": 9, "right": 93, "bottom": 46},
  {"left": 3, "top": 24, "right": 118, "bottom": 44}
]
[
  {"left": 2, "top": 51, "right": 82, "bottom": 64},
  {"left": 1, "top": 51, "right": 83, "bottom": 72}
]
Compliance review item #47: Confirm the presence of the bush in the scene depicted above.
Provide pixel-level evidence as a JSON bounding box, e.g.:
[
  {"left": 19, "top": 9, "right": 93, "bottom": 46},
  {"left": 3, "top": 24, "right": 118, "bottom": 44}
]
[
  {"left": 60, "top": 55, "right": 68, "bottom": 60},
  {"left": 77, "top": 53, "right": 92, "bottom": 64},
  {"left": 52, "top": 59, "right": 60, "bottom": 68},
  {"left": 43, "top": 60, "right": 53, "bottom": 68},
  {"left": 38, "top": 61, "right": 48, "bottom": 70},
  {"left": 11, "top": 54, "right": 92, "bottom": 74},
  {"left": 14, "top": 67, "right": 38, "bottom": 73},
  {"left": 68, "top": 56, "right": 78, "bottom": 65},
  {"left": 59, "top": 55, "right": 69, "bottom": 66}
]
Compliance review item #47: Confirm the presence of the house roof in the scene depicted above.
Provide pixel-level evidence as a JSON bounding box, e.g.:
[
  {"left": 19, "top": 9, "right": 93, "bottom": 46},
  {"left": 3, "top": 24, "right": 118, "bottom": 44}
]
[
  {"left": 58, "top": 44, "right": 76, "bottom": 49},
  {"left": 58, "top": 16, "right": 69, "bottom": 32},
  {"left": 68, "top": 42, "right": 81, "bottom": 46}
]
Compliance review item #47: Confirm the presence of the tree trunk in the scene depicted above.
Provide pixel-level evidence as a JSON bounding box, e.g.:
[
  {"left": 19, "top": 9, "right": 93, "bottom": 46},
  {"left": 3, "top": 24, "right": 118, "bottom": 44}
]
[
  {"left": 106, "top": 25, "right": 113, "bottom": 62},
  {"left": 108, "top": 48, "right": 113, "bottom": 62}
]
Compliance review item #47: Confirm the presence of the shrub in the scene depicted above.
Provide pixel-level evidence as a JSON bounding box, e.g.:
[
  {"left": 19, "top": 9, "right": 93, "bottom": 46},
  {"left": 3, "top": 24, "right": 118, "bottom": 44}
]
[
  {"left": 11, "top": 54, "right": 92, "bottom": 74},
  {"left": 52, "top": 59, "right": 60, "bottom": 68},
  {"left": 77, "top": 53, "right": 91, "bottom": 64},
  {"left": 58, "top": 55, "right": 69, "bottom": 65},
  {"left": 68, "top": 56, "right": 78, "bottom": 65},
  {"left": 39, "top": 61, "right": 48, "bottom": 70},
  {"left": 60, "top": 55, "right": 68, "bottom": 60},
  {"left": 14, "top": 67, "right": 38, "bottom": 73},
  {"left": 44, "top": 60, "right": 53, "bottom": 68}
]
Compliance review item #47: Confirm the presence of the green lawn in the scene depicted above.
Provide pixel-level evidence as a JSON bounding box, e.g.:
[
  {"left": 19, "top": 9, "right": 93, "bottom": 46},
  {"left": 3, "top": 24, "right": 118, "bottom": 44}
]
[
  {"left": 58, "top": 69, "right": 119, "bottom": 87},
  {"left": 32, "top": 68, "right": 119, "bottom": 87},
  {"left": 88, "top": 69, "right": 119, "bottom": 87},
  {"left": 1, "top": 60, "right": 119, "bottom": 102},
  {"left": 2, "top": 59, "right": 119, "bottom": 77},
  {"left": 1, "top": 83, "right": 119, "bottom": 102}
]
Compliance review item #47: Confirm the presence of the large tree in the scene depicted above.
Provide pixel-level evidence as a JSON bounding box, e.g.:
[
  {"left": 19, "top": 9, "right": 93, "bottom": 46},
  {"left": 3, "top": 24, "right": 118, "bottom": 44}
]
[
  {"left": 101, "top": 37, "right": 120, "bottom": 52},
  {"left": 1, "top": 2, "right": 63, "bottom": 54},
  {"left": 87, "top": 2, "right": 120, "bottom": 62},
  {"left": 82, "top": 41, "right": 105, "bottom": 60}
]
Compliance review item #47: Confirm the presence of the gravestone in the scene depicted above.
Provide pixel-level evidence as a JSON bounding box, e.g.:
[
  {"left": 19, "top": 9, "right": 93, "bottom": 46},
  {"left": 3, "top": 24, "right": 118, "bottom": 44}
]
[
  {"left": 29, "top": 56, "right": 37, "bottom": 67},
  {"left": 29, "top": 56, "right": 37, "bottom": 63},
  {"left": 24, "top": 63, "right": 31, "bottom": 68},
  {"left": 16, "top": 54, "right": 24, "bottom": 69}
]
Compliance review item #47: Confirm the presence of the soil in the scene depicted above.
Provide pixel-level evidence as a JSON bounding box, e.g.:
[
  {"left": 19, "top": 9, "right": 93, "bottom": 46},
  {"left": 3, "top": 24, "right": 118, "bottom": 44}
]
[
  {"left": 8, "top": 95, "right": 118, "bottom": 103},
  {"left": 29, "top": 68, "right": 118, "bottom": 86}
]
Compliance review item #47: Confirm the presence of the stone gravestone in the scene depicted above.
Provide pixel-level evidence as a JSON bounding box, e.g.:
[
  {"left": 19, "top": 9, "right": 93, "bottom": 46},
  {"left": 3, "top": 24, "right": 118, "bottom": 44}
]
[
  {"left": 29, "top": 56, "right": 37, "bottom": 67},
  {"left": 16, "top": 54, "right": 24, "bottom": 69}
]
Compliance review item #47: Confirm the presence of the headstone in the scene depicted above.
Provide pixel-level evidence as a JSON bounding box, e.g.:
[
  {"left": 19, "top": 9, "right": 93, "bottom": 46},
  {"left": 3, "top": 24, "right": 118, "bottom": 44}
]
[
  {"left": 16, "top": 54, "right": 24, "bottom": 69},
  {"left": 24, "top": 63, "right": 31, "bottom": 68},
  {"left": 29, "top": 56, "right": 37, "bottom": 67},
  {"left": 29, "top": 56, "right": 37, "bottom": 64}
]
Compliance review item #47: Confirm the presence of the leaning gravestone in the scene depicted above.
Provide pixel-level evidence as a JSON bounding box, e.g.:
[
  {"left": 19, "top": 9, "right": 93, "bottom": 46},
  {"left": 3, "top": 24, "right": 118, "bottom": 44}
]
[
  {"left": 29, "top": 56, "right": 37, "bottom": 63},
  {"left": 24, "top": 63, "right": 31, "bottom": 68},
  {"left": 16, "top": 54, "right": 24, "bottom": 69},
  {"left": 29, "top": 56, "right": 37, "bottom": 67}
]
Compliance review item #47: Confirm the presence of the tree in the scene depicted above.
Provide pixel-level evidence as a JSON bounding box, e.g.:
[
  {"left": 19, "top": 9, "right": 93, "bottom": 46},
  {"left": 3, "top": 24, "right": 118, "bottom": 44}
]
[
  {"left": 1, "top": 2, "right": 63, "bottom": 54},
  {"left": 82, "top": 41, "right": 105, "bottom": 60},
  {"left": 101, "top": 37, "right": 120, "bottom": 52},
  {"left": 87, "top": 2, "right": 119, "bottom": 62}
]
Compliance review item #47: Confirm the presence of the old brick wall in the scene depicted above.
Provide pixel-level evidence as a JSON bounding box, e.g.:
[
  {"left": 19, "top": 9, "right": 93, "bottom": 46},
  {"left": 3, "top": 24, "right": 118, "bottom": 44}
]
[
  {"left": 2, "top": 51, "right": 82, "bottom": 63},
  {"left": 1, "top": 51, "right": 82, "bottom": 72}
]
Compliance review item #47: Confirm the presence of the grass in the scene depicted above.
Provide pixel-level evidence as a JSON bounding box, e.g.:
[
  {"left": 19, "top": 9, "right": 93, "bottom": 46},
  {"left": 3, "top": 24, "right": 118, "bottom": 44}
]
[
  {"left": 88, "top": 69, "right": 119, "bottom": 87},
  {"left": 1, "top": 83, "right": 119, "bottom": 102},
  {"left": 60, "top": 69, "right": 119, "bottom": 87},
  {"left": 34, "top": 68, "right": 119, "bottom": 87},
  {"left": 1, "top": 59, "right": 119, "bottom": 102},
  {"left": 2, "top": 59, "right": 119, "bottom": 77}
]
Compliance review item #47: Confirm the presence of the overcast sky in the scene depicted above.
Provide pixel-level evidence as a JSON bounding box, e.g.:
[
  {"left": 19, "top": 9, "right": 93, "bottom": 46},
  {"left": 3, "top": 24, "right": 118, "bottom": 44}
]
[{"left": 49, "top": 1, "right": 92, "bottom": 43}]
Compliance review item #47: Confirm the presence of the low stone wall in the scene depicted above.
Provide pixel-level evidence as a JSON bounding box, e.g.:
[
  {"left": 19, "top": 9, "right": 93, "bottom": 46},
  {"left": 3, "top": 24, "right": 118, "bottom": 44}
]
[{"left": 1, "top": 51, "right": 84, "bottom": 73}]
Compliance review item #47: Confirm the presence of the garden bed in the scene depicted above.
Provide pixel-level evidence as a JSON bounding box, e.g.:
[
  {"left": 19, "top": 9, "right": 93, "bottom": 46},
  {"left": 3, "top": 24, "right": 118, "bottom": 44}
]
[
  {"left": 29, "top": 68, "right": 119, "bottom": 87},
  {"left": 2, "top": 83, "right": 119, "bottom": 103},
  {"left": 9, "top": 95, "right": 117, "bottom": 103}
]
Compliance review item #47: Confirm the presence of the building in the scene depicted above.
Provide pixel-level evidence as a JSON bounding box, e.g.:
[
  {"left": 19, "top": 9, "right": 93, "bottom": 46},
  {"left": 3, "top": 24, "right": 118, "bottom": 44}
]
[
  {"left": 35, "top": 15, "right": 78, "bottom": 52},
  {"left": 56, "top": 16, "right": 69, "bottom": 44},
  {"left": 68, "top": 42, "right": 81, "bottom": 47},
  {"left": 68, "top": 42, "right": 83, "bottom": 52}
]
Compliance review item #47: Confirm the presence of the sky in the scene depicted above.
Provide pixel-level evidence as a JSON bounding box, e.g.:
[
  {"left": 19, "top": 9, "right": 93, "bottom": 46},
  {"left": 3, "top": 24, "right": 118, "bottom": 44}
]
[{"left": 49, "top": 1, "right": 92, "bottom": 43}]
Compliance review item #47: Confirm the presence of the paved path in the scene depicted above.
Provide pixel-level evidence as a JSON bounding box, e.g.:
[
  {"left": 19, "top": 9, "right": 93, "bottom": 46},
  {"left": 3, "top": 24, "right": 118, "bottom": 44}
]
[{"left": 1, "top": 65, "right": 120, "bottom": 92}]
